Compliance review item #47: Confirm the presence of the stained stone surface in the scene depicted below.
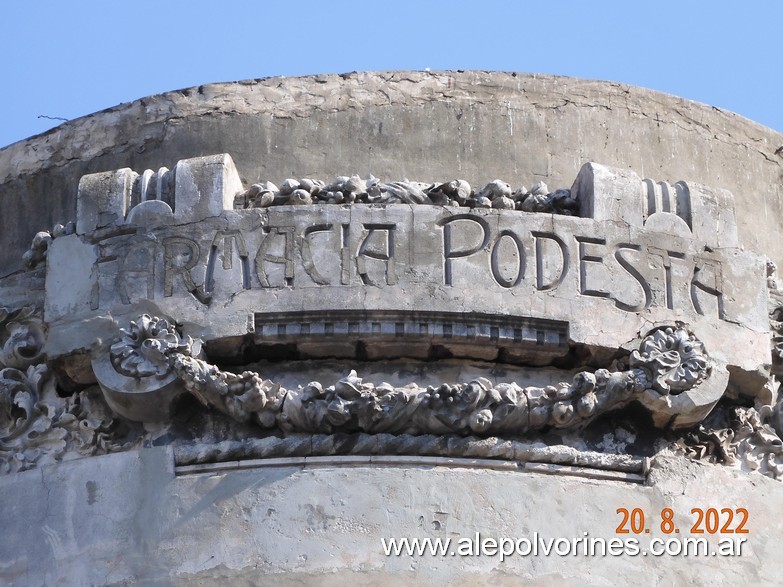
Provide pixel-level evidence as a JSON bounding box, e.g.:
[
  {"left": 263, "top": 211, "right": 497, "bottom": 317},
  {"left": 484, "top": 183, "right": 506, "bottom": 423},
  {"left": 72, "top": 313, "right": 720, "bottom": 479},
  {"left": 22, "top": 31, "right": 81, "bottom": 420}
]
[{"left": 0, "top": 448, "right": 780, "bottom": 586}]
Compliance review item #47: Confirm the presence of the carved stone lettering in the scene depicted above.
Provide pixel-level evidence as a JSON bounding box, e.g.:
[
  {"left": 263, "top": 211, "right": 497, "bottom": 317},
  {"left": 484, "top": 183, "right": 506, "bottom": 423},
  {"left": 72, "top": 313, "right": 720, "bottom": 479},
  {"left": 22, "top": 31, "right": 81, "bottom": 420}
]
[
  {"left": 576, "top": 236, "right": 611, "bottom": 299},
  {"left": 118, "top": 241, "right": 157, "bottom": 305},
  {"left": 340, "top": 223, "right": 351, "bottom": 285},
  {"left": 163, "top": 236, "right": 209, "bottom": 304},
  {"left": 614, "top": 244, "right": 651, "bottom": 312},
  {"left": 75, "top": 212, "right": 746, "bottom": 334},
  {"left": 301, "top": 224, "right": 334, "bottom": 285},
  {"left": 256, "top": 226, "right": 295, "bottom": 287},
  {"left": 490, "top": 230, "right": 525, "bottom": 288},
  {"left": 691, "top": 258, "right": 726, "bottom": 320},
  {"left": 356, "top": 224, "right": 396, "bottom": 286},
  {"left": 532, "top": 231, "right": 569, "bottom": 291},
  {"left": 72, "top": 213, "right": 748, "bottom": 335},
  {"left": 205, "top": 230, "right": 251, "bottom": 292},
  {"left": 438, "top": 215, "right": 491, "bottom": 286},
  {"left": 648, "top": 247, "right": 688, "bottom": 311}
]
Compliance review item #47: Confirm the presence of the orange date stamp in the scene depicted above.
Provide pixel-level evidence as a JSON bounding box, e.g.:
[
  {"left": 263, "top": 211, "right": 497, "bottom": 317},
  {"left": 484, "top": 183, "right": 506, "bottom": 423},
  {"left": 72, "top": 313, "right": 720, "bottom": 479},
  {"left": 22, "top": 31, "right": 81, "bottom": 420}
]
[{"left": 615, "top": 507, "right": 749, "bottom": 535}]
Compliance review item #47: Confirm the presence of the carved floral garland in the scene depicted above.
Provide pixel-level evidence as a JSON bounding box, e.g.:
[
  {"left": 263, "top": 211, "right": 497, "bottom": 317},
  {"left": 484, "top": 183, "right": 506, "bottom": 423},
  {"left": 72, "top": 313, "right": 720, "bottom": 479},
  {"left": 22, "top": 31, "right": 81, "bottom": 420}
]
[
  {"left": 104, "top": 315, "right": 717, "bottom": 438},
  {"left": 5, "top": 307, "right": 783, "bottom": 480}
]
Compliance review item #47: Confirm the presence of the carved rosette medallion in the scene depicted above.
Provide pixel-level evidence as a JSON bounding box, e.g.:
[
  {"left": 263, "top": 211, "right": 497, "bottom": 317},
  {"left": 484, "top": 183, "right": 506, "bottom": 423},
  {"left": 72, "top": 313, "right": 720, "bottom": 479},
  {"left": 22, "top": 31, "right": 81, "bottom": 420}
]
[
  {"left": 92, "top": 315, "right": 200, "bottom": 422},
  {"left": 110, "top": 314, "right": 199, "bottom": 378},
  {"left": 631, "top": 326, "right": 709, "bottom": 395},
  {"left": 629, "top": 325, "right": 726, "bottom": 429}
]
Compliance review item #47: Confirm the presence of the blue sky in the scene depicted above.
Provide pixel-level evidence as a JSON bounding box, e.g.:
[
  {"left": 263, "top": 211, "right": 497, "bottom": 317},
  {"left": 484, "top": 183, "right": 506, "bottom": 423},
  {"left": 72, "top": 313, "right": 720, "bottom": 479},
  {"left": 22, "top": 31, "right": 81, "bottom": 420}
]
[{"left": 1, "top": 1, "right": 781, "bottom": 148}]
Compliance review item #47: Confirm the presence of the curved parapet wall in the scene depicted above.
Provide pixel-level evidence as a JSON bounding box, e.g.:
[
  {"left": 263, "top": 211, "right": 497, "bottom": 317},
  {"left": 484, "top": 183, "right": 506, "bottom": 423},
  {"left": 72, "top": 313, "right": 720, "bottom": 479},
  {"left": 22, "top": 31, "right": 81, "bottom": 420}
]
[
  {"left": 3, "top": 72, "right": 783, "bottom": 583},
  {"left": 2, "top": 71, "right": 783, "bottom": 278}
]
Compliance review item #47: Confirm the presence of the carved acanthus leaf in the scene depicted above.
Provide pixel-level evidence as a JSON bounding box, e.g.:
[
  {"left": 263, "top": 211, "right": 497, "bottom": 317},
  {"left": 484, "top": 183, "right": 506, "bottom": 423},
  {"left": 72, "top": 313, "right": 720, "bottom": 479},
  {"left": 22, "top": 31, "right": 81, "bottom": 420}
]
[
  {"left": 0, "top": 306, "right": 134, "bottom": 474},
  {"left": 0, "top": 364, "right": 127, "bottom": 474},
  {"left": 730, "top": 408, "right": 783, "bottom": 477},
  {"left": 676, "top": 406, "right": 783, "bottom": 480}
]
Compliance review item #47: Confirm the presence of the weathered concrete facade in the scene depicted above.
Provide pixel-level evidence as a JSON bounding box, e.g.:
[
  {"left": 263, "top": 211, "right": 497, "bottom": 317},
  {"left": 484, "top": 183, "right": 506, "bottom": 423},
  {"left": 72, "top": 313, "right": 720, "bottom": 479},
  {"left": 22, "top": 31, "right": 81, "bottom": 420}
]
[
  {"left": 2, "top": 72, "right": 783, "bottom": 585},
  {"left": 3, "top": 72, "right": 783, "bottom": 277},
  {"left": 2, "top": 449, "right": 782, "bottom": 585}
]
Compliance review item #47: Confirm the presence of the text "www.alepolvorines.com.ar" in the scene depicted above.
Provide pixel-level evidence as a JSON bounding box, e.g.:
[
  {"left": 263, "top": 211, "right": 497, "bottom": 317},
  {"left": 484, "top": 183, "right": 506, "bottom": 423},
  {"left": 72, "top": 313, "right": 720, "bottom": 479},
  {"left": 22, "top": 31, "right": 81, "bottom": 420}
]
[{"left": 381, "top": 532, "right": 748, "bottom": 561}]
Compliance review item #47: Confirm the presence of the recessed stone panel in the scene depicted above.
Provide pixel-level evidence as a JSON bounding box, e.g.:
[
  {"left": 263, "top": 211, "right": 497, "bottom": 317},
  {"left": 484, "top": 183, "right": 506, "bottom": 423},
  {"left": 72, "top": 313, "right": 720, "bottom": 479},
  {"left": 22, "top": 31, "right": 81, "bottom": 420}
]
[{"left": 45, "top": 156, "right": 770, "bottom": 396}]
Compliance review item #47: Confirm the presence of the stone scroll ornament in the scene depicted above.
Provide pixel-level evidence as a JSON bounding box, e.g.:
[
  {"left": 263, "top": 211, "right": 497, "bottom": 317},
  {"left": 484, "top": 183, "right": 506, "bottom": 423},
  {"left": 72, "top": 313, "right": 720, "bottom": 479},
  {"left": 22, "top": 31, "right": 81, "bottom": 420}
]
[
  {"left": 0, "top": 307, "right": 124, "bottom": 473},
  {"left": 92, "top": 315, "right": 727, "bottom": 435}
]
